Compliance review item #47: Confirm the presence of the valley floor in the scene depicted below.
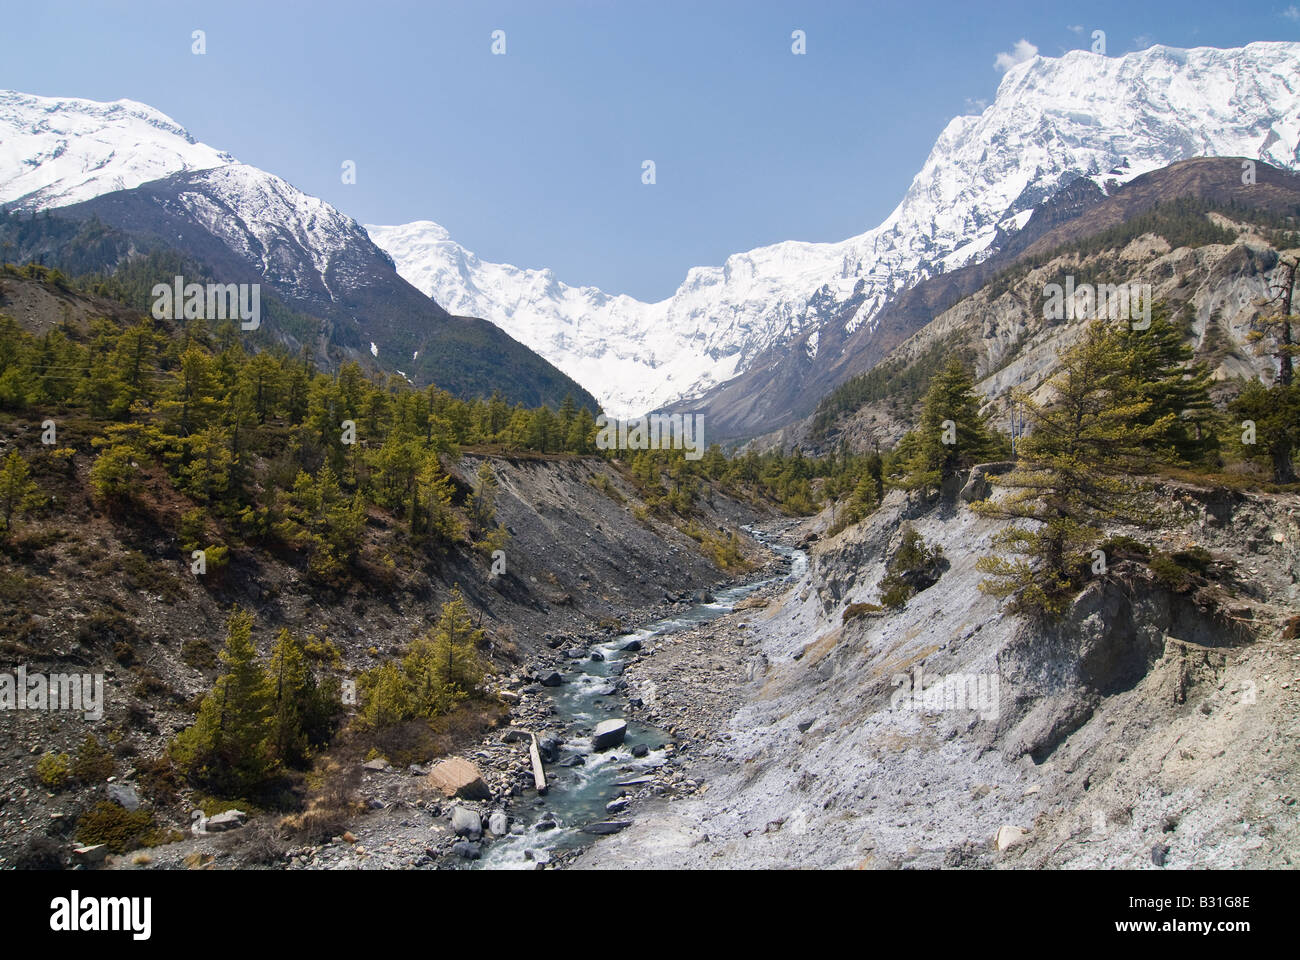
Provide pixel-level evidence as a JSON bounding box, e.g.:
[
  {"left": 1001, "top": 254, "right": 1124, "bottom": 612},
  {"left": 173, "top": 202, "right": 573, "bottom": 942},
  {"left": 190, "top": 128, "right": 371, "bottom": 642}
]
[{"left": 29, "top": 471, "right": 1298, "bottom": 872}]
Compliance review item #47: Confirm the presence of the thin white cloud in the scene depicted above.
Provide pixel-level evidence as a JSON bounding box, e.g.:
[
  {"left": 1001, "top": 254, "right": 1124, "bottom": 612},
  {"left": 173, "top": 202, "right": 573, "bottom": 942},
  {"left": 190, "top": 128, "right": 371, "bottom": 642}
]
[
  {"left": 1067, "top": 24, "right": 1085, "bottom": 34},
  {"left": 994, "top": 38, "right": 1039, "bottom": 72},
  {"left": 1284, "top": 5, "right": 1300, "bottom": 22}
]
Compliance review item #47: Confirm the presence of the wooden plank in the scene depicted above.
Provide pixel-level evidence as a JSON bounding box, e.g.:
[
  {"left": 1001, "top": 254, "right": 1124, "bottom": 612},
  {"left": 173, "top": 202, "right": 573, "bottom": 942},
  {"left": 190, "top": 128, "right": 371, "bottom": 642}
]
[{"left": 529, "top": 733, "right": 548, "bottom": 795}]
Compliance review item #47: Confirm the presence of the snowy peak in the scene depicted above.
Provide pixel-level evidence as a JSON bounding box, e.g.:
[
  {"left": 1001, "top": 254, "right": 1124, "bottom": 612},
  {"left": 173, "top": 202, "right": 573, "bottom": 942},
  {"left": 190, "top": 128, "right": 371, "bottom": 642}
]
[
  {"left": 0, "top": 89, "right": 235, "bottom": 210},
  {"left": 0, "top": 91, "right": 599, "bottom": 411},
  {"left": 166, "top": 163, "right": 376, "bottom": 302},
  {"left": 372, "top": 41, "right": 1300, "bottom": 423}
]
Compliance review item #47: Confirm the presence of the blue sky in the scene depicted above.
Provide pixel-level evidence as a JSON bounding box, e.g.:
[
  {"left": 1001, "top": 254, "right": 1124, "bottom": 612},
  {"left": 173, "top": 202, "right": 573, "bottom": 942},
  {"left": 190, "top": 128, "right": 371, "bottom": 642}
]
[{"left": 4, "top": 0, "right": 1299, "bottom": 300}]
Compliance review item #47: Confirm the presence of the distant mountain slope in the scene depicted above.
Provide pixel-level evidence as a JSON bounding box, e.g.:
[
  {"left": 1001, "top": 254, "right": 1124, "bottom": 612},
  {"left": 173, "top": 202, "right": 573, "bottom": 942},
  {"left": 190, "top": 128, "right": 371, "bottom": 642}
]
[
  {"left": 766, "top": 157, "right": 1300, "bottom": 455},
  {"left": 0, "top": 96, "right": 598, "bottom": 411},
  {"left": 372, "top": 41, "right": 1300, "bottom": 427}
]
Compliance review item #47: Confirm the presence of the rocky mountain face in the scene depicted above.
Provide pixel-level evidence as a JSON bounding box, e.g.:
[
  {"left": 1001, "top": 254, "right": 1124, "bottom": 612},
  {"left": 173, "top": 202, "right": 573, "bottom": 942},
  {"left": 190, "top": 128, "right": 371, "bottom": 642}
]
[
  {"left": 372, "top": 42, "right": 1300, "bottom": 431},
  {"left": 760, "top": 157, "right": 1300, "bottom": 455},
  {"left": 0, "top": 93, "right": 597, "bottom": 411}
]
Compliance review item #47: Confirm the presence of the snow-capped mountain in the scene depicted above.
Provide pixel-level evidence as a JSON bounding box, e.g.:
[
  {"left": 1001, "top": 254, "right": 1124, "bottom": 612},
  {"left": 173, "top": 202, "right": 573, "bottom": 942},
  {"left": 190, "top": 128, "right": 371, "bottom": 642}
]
[
  {"left": 0, "top": 89, "right": 234, "bottom": 210},
  {"left": 364, "top": 220, "right": 731, "bottom": 418},
  {"left": 371, "top": 41, "right": 1300, "bottom": 422},
  {"left": 155, "top": 163, "right": 383, "bottom": 308},
  {"left": 0, "top": 92, "right": 598, "bottom": 411}
]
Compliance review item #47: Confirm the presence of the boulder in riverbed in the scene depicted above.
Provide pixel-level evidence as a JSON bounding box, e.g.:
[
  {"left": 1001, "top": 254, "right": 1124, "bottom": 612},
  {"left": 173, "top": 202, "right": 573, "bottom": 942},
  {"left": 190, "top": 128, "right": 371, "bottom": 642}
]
[
  {"left": 451, "top": 840, "right": 481, "bottom": 859},
  {"left": 582, "top": 820, "right": 632, "bottom": 835},
  {"left": 205, "top": 809, "right": 248, "bottom": 832},
  {"left": 450, "top": 806, "right": 483, "bottom": 839},
  {"left": 995, "top": 825, "right": 1029, "bottom": 852},
  {"left": 593, "top": 718, "right": 628, "bottom": 751},
  {"left": 427, "top": 758, "right": 491, "bottom": 800}
]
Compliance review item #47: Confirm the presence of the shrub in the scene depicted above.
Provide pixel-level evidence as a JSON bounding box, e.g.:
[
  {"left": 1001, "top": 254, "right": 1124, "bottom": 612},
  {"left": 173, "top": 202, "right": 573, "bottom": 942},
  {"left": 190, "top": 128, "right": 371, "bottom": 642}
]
[
  {"left": 78, "top": 609, "right": 142, "bottom": 650},
  {"left": 71, "top": 735, "right": 114, "bottom": 783},
  {"left": 35, "top": 752, "right": 72, "bottom": 790},
  {"left": 842, "top": 602, "right": 884, "bottom": 624},
  {"left": 182, "top": 638, "right": 218, "bottom": 671},
  {"left": 1171, "top": 546, "right": 1213, "bottom": 574},
  {"left": 877, "top": 525, "right": 946, "bottom": 610},
  {"left": 12, "top": 835, "right": 66, "bottom": 870},
  {"left": 75, "top": 802, "right": 172, "bottom": 853},
  {"left": 135, "top": 755, "right": 181, "bottom": 805},
  {"left": 132, "top": 668, "right": 174, "bottom": 699},
  {"left": 356, "top": 588, "right": 487, "bottom": 730},
  {"left": 1098, "top": 535, "right": 1150, "bottom": 560},
  {"left": 1149, "top": 554, "right": 1195, "bottom": 592}
]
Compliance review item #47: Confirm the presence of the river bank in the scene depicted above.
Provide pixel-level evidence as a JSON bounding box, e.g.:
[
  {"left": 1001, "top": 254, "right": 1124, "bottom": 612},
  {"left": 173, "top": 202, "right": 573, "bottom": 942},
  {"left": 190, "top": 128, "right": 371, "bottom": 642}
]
[
  {"left": 242, "top": 518, "right": 808, "bottom": 871},
  {"left": 462, "top": 518, "right": 809, "bottom": 869},
  {"left": 91, "top": 518, "right": 808, "bottom": 871}
]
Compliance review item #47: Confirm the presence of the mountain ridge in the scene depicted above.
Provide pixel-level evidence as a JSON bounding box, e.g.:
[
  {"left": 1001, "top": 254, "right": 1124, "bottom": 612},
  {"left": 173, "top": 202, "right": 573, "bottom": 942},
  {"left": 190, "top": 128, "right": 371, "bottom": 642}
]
[
  {"left": 0, "top": 96, "right": 599, "bottom": 411},
  {"left": 371, "top": 41, "right": 1300, "bottom": 426}
]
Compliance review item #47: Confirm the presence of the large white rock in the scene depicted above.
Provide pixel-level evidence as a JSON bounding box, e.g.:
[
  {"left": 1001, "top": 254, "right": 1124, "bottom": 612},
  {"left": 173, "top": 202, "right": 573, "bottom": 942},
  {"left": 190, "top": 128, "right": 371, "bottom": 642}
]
[
  {"left": 450, "top": 806, "right": 482, "bottom": 839},
  {"left": 592, "top": 719, "right": 628, "bottom": 751},
  {"left": 995, "top": 825, "right": 1030, "bottom": 852}
]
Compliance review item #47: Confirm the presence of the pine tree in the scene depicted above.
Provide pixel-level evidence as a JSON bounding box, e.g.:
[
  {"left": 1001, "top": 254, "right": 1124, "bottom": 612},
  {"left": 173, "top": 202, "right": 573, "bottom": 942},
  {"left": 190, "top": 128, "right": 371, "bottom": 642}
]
[
  {"left": 0, "top": 449, "right": 40, "bottom": 536},
  {"left": 171, "top": 609, "right": 276, "bottom": 795},
  {"left": 974, "top": 322, "right": 1166, "bottom": 617},
  {"left": 898, "top": 356, "right": 1002, "bottom": 490},
  {"left": 567, "top": 407, "right": 597, "bottom": 454},
  {"left": 357, "top": 660, "right": 410, "bottom": 730},
  {"left": 414, "top": 453, "right": 461, "bottom": 544},
  {"left": 160, "top": 346, "right": 221, "bottom": 436},
  {"left": 1113, "top": 305, "right": 1216, "bottom": 464},
  {"left": 267, "top": 628, "right": 313, "bottom": 767},
  {"left": 357, "top": 589, "right": 487, "bottom": 728},
  {"left": 424, "top": 587, "right": 486, "bottom": 705},
  {"left": 1230, "top": 379, "right": 1299, "bottom": 484},
  {"left": 468, "top": 461, "right": 498, "bottom": 541},
  {"left": 1248, "top": 256, "right": 1298, "bottom": 387}
]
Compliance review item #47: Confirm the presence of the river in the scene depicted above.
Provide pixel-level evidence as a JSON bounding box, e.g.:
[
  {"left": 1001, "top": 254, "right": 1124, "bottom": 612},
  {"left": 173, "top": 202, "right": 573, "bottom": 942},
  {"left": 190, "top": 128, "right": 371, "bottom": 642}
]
[{"left": 475, "top": 529, "right": 807, "bottom": 869}]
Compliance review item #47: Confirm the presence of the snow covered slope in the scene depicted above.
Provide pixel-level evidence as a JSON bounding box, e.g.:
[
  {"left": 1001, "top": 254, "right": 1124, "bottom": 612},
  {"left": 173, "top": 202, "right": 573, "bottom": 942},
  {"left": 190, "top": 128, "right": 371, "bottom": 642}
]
[
  {"left": 0, "top": 93, "right": 598, "bottom": 410},
  {"left": 371, "top": 41, "right": 1300, "bottom": 419},
  {"left": 0, "top": 89, "right": 234, "bottom": 210}
]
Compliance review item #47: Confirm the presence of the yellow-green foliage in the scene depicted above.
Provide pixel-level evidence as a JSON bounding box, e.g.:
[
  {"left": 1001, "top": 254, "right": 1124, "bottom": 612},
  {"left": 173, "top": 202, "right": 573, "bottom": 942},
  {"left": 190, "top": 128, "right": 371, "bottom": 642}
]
[
  {"left": 35, "top": 751, "right": 72, "bottom": 789},
  {"left": 878, "top": 525, "right": 945, "bottom": 610},
  {"left": 75, "top": 802, "right": 174, "bottom": 853},
  {"left": 171, "top": 609, "right": 342, "bottom": 797},
  {"left": 202, "top": 543, "right": 230, "bottom": 572},
  {"left": 0, "top": 449, "right": 41, "bottom": 536},
  {"left": 842, "top": 602, "right": 883, "bottom": 623},
  {"left": 357, "top": 588, "right": 488, "bottom": 730},
  {"left": 707, "top": 530, "right": 748, "bottom": 572}
]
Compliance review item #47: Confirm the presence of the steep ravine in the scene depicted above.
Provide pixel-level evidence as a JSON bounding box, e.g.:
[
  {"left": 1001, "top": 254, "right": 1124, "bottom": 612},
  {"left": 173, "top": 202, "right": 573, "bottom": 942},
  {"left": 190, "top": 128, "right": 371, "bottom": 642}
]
[
  {"left": 0, "top": 451, "right": 775, "bottom": 869},
  {"left": 571, "top": 477, "right": 1299, "bottom": 869}
]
